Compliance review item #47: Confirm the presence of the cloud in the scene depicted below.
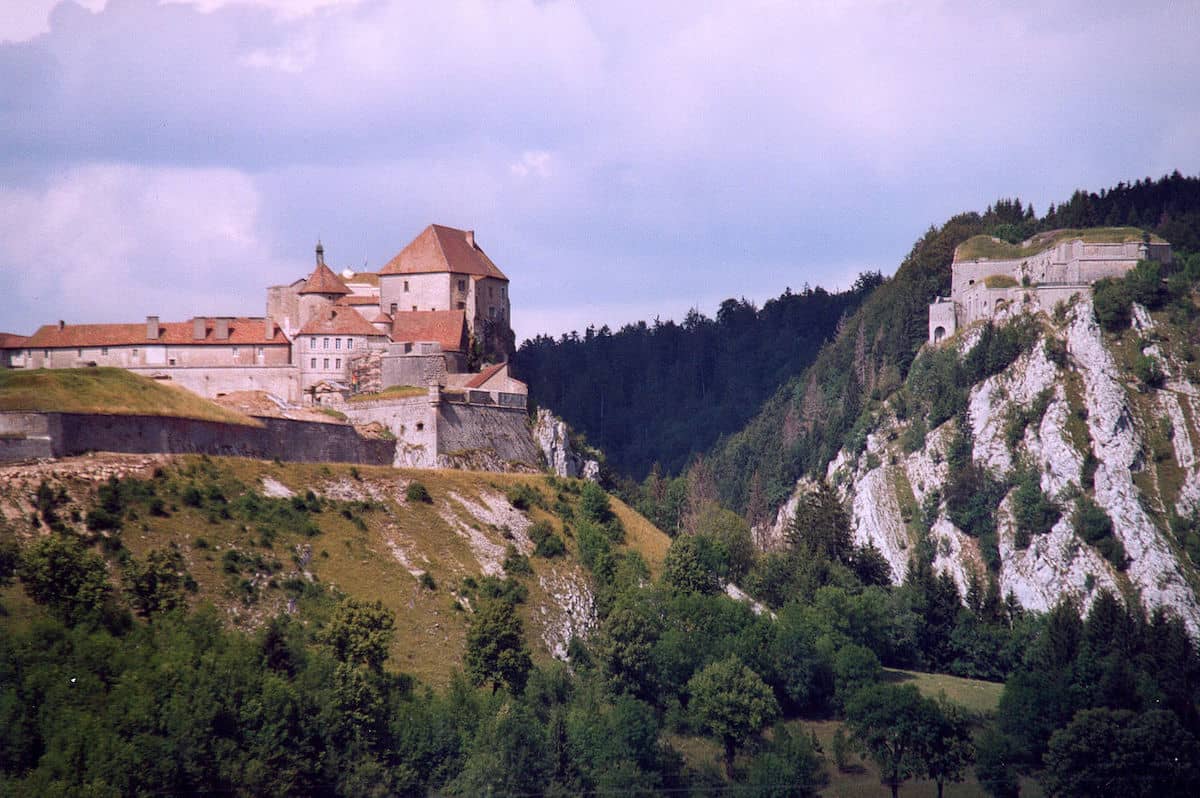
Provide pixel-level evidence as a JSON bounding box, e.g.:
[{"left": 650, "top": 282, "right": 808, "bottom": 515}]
[
  {"left": 0, "top": 1, "right": 1197, "bottom": 339},
  {"left": 0, "top": 164, "right": 286, "bottom": 332}
]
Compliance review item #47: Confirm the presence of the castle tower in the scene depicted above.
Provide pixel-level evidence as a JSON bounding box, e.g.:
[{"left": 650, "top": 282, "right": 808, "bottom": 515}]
[{"left": 298, "top": 241, "right": 351, "bottom": 326}]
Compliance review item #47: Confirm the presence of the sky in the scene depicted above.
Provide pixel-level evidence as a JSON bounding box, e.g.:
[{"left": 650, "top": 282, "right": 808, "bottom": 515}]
[{"left": 1, "top": 0, "right": 1197, "bottom": 344}]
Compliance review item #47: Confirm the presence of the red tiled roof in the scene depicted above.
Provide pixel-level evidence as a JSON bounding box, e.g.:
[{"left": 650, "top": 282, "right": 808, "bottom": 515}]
[
  {"left": 465, "top": 362, "right": 507, "bottom": 389},
  {"left": 379, "top": 224, "right": 508, "bottom": 280},
  {"left": 335, "top": 295, "right": 381, "bottom": 306},
  {"left": 298, "top": 308, "right": 386, "bottom": 337},
  {"left": 25, "top": 319, "right": 287, "bottom": 348},
  {"left": 0, "top": 333, "right": 29, "bottom": 349},
  {"left": 389, "top": 310, "right": 468, "bottom": 353},
  {"left": 371, "top": 312, "right": 393, "bottom": 324},
  {"left": 300, "top": 261, "right": 351, "bottom": 295},
  {"left": 344, "top": 272, "right": 380, "bottom": 287}
]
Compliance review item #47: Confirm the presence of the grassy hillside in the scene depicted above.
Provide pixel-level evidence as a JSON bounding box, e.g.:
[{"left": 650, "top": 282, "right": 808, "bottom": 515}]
[
  {"left": 0, "top": 368, "right": 259, "bottom": 426},
  {"left": 0, "top": 454, "right": 669, "bottom": 687}
]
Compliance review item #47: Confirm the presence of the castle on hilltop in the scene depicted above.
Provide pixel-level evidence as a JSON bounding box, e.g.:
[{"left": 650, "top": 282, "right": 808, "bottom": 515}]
[
  {"left": 1, "top": 224, "right": 524, "bottom": 406},
  {"left": 928, "top": 230, "right": 1173, "bottom": 344}
]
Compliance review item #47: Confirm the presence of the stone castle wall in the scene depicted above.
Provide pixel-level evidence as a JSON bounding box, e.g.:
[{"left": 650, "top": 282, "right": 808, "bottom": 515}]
[{"left": 0, "top": 411, "right": 394, "bottom": 465}]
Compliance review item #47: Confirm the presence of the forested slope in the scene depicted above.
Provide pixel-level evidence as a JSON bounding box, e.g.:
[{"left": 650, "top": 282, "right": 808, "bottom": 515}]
[
  {"left": 704, "top": 172, "right": 1200, "bottom": 519},
  {"left": 513, "top": 275, "right": 882, "bottom": 479}
]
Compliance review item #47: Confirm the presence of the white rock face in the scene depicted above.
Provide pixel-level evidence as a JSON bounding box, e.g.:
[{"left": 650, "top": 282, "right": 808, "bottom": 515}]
[
  {"left": 772, "top": 300, "right": 1200, "bottom": 632},
  {"left": 532, "top": 409, "right": 600, "bottom": 480}
]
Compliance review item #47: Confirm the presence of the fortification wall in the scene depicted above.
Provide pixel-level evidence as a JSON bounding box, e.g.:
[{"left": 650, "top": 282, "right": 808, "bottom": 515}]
[
  {"left": 127, "top": 365, "right": 301, "bottom": 403},
  {"left": 339, "top": 397, "right": 438, "bottom": 468},
  {"left": 0, "top": 411, "right": 394, "bottom": 465},
  {"left": 436, "top": 403, "right": 539, "bottom": 467}
]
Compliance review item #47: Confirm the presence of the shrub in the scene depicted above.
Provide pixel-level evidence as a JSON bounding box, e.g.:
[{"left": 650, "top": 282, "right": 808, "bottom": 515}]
[
  {"left": 502, "top": 544, "right": 533, "bottom": 577},
  {"left": 1074, "top": 497, "right": 1127, "bottom": 570},
  {"left": 1134, "top": 354, "right": 1165, "bottom": 389},
  {"left": 1011, "top": 468, "right": 1060, "bottom": 549},
  {"left": 528, "top": 520, "right": 566, "bottom": 558},
  {"left": 419, "top": 571, "right": 436, "bottom": 591},
  {"left": 505, "top": 483, "right": 544, "bottom": 511},
  {"left": 1093, "top": 277, "right": 1132, "bottom": 332},
  {"left": 405, "top": 481, "right": 432, "bottom": 503}
]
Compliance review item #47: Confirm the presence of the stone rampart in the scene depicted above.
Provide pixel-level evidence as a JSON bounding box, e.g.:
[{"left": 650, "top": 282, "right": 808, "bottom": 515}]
[
  {"left": 0, "top": 411, "right": 394, "bottom": 465},
  {"left": 437, "top": 403, "right": 539, "bottom": 468},
  {"left": 127, "top": 365, "right": 301, "bottom": 403}
]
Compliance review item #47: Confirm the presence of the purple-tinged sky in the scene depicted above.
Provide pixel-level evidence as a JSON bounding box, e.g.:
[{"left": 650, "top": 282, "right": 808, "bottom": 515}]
[{"left": 1, "top": 0, "right": 1197, "bottom": 342}]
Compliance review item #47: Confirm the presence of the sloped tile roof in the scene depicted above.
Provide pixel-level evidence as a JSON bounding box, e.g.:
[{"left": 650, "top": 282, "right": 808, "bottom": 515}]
[
  {"left": 465, "top": 362, "right": 508, "bottom": 389},
  {"left": 389, "top": 310, "right": 468, "bottom": 353},
  {"left": 0, "top": 333, "right": 29, "bottom": 349},
  {"left": 26, "top": 319, "right": 286, "bottom": 348},
  {"left": 300, "top": 261, "right": 351, "bottom": 295},
  {"left": 379, "top": 224, "right": 508, "bottom": 280},
  {"left": 335, "top": 295, "right": 381, "bottom": 307},
  {"left": 298, "top": 308, "right": 386, "bottom": 337}
]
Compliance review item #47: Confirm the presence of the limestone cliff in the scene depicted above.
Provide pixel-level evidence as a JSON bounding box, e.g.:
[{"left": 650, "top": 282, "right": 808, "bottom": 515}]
[
  {"left": 767, "top": 298, "right": 1200, "bottom": 631},
  {"left": 532, "top": 409, "right": 600, "bottom": 481}
]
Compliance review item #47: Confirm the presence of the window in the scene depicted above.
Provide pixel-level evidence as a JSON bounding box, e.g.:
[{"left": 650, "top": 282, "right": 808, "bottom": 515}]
[
  {"left": 310, "top": 337, "right": 316, "bottom": 348},
  {"left": 457, "top": 279, "right": 466, "bottom": 292},
  {"left": 77, "top": 349, "right": 82, "bottom": 357},
  {"left": 310, "top": 358, "right": 316, "bottom": 368},
  {"left": 323, "top": 337, "right": 329, "bottom": 349},
  {"left": 335, "top": 358, "right": 341, "bottom": 369},
  {"left": 169, "top": 358, "right": 176, "bottom": 366},
  {"left": 232, "top": 347, "right": 239, "bottom": 356},
  {"left": 257, "top": 347, "right": 264, "bottom": 355},
  {"left": 501, "top": 286, "right": 506, "bottom": 298},
  {"left": 489, "top": 306, "right": 496, "bottom": 319},
  {"left": 101, "top": 347, "right": 108, "bottom": 355},
  {"left": 456, "top": 301, "right": 465, "bottom": 310},
  {"left": 336, "top": 338, "right": 342, "bottom": 350},
  {"left": 403, "top": 280, "right": 409, "bottom": 292},
  {"left": 132, "top": 348, "right": 138, "bottom": 356},
  {"left": 323, "top": 358, "right": 329, "bottom": 369},
  {"left": 412, "top": 306, "right": 417, "bottom": 312},
  {"left": 44, "top": 349, "right": 49, "bottom": 357},
  {"left": 390, "top": 303, "right": 397, "bottom": 315},
  {"left": 347, "top": 339, "right": 353, "bottom": 349},
  {"left": 415, "top": 422, "right": 424, "bottom": 431},
  {"left": 489, "top": 286, "right": 494, "bottom": 298}
]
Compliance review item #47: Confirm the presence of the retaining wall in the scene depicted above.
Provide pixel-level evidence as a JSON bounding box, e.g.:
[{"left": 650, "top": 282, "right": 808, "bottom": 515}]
[{"left": 0, "top": 411, "right": 394, "bottom": 465}]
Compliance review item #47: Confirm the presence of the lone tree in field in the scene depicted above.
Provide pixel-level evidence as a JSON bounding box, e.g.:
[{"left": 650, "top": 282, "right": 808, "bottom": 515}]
[
  {"left": 845, "top": 683, "right": 936, "bottom": 798},
  {"left": 687, "top": 655, "right": 779, "bottom": 778}
]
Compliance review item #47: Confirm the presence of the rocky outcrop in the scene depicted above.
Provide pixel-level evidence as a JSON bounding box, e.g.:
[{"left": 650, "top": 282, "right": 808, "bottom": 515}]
[
  {"left": 533, "top": 409, "right": 600, "bottom": 480},
  {"left": 770, "top": 298, "right": 1200, "bottom": 631}
]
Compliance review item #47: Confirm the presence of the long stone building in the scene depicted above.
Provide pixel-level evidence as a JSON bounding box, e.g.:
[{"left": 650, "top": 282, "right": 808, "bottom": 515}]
[{"left": 2, "top": 224, "right": 524, "bottom": 407}]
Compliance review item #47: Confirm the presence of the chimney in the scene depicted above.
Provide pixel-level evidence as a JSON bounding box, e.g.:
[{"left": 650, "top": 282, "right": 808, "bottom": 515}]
[
  {"left": 215, "top": 317, "right": 231, "bottom": 340},
  {"left": 315, "top": 240, "right": 325, "bottom": 267},
  {"left": 58, "top": 320, "right": 65, "bottom": 331},
  {"left": 264, "top": 317, "right": 274, "bottom": 341},
  {"left": 193, "top": 317, "right": 207, "bottom": 340},
  {"left": 465, "top": 230, "right": 475, "bottom": 248},
  {"left": 146, "top": 315, "right": 159, "bottom": 341}
]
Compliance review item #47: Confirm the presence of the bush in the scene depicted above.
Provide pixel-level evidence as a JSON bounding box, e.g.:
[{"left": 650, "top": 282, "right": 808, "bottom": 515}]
[
  {"left": 505, "top": 483, "right": 543, "bottom": 511},
  {"left": 1074, "top": 497, "right": 1127, "bottom": 570},
  {"left": 419, "top": 571, "right": 436, "bottom": 591},
  {"left": 529, "top": 520, "right": 566, "bottom": 558},
  {"left": 1134, "top": 354, "right": 1165, "bottom": 388},
  {"left": 502, "top": 544, "right": 533, "bottom": 577},
  {"left": 1093, "top": 277, "right": 1132, "bottom": 332},
  {"left": 1011, "top": 468, "right": 1060, "bottom": 549},
  {"left": 405, "top": 482, "right": 432, "bottom": 503}
]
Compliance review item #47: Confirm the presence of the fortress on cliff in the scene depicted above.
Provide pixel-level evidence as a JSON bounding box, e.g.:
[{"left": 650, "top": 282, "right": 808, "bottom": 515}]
[
  {"left": 928, "top": 228, "right": 1173, "bottom": 344},
  {"left": 0, "top": 225, "right": 538, "bottom": 469}
]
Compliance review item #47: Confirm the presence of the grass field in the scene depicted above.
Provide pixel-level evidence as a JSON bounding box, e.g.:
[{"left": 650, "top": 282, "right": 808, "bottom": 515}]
[
  {"left": 0, "top": 368, "right": 259, "bottom": 426},
  {"left": 882, "top": 668, "right": 1005, "bottom": 716}
]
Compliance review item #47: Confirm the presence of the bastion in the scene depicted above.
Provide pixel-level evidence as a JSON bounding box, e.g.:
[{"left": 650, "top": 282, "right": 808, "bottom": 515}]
[{"left": 928, "top": 228, "right": 1172, "bottom": 344}]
